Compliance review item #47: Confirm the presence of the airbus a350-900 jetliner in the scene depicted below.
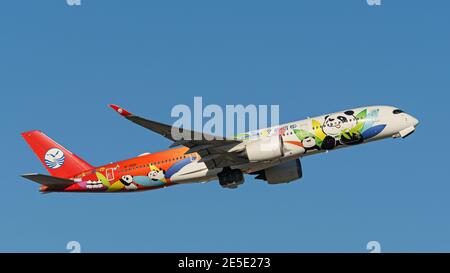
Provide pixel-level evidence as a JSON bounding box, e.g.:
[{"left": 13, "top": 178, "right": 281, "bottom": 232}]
[{"left": 21, "top": 105, "right": 419, "bottom": 192}]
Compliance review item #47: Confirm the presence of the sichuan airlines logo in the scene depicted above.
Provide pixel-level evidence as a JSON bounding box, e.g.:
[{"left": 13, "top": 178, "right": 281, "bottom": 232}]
[{"left": 44, "top": 148, "right": 65, "bottom": 169}]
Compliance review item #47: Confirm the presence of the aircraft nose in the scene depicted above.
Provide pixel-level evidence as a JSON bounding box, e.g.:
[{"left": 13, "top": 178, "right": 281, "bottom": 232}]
[{"left": 408, "top": 115, "right": 420, "bottom": 127}]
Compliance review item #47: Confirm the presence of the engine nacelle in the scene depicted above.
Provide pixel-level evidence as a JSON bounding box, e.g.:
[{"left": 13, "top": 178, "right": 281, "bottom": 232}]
[
  {"left": 257, "top": 159, "right": 302, "bottom": 184},
  {"left": 244, "top": 135, "right": 284, "bottom": 162}
]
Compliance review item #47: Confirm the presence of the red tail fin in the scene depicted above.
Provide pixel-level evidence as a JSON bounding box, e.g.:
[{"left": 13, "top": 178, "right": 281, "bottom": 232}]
[{"left": 21, "top": 130, "right": 94, "bottom": 178}]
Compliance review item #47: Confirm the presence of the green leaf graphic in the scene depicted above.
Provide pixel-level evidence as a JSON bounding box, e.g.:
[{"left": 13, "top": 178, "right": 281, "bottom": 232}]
[
  {"left": 352, "top": 109, "right": 367, "bottom": 133},
  {"left": 294, "top": 129, "right": 313, "bottom": 140},
  {"left": 356, "top": 109, "right": 367, "bottom": 120},
  {"left": 96, "top": 172, "right": 111, "bottom": 188}
]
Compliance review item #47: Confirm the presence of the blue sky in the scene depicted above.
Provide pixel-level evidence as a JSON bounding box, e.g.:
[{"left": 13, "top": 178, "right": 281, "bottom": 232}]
[{"left": 1, "top": 0, "right": 449, "bottom": 252}]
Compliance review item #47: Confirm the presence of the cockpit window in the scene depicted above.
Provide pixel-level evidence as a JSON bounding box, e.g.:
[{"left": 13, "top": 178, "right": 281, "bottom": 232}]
[{"left": 393, "top": 109, "right": 404, "bottom": 114}]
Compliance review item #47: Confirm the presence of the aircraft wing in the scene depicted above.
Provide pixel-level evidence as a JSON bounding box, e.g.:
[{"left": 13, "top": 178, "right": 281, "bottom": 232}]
[{"left": 109, "top": 104, "right": 248, "bottom": 168}]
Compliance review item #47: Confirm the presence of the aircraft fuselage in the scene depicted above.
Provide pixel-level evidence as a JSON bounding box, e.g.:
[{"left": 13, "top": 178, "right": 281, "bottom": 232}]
[{"left": 29, "top": 105, "right": 419, "bottom": 192}]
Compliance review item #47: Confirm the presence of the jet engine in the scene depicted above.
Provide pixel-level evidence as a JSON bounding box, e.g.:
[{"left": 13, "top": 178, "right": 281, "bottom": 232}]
[
  {"left": 244, "top": 135, "right": 284, "bottom": 162},
  {"left": 218, "top": 167, "right": 244, "bottom": 189},
  {"left": 252, "top": 159, "right": 302, "bottom": 184}
]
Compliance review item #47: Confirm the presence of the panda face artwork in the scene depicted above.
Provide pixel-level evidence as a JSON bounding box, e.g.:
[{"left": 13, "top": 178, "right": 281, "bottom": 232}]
[
  {"left": 302, "top": 136, "right": 317, "bottom": 149},
  {"left": 120, "top": 175, "right": 133, "bottom": 186},
  {"left": 322, "top": 111, "right": 357, "bottom": 136},
  {"left": 119, "top": 175, "right": 138, "bottom": 190},
  {"left": 148, "top": 169, "right": 165, "bottom": 181}
]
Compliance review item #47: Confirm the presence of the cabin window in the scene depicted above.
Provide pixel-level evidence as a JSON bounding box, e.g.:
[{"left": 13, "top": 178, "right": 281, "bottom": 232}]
[{"left": 393, "top": 109, "right": 404, "bottom": 114}]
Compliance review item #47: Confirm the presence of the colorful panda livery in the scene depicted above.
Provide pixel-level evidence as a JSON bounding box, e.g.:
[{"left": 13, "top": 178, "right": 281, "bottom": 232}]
[
  {"left": 322, "top": 109, "right": 369, "bottom": 149},
  {"left": 322, "top": 110, "right": 364, "bottom": 147},
  {"left": 295, "top": 108, "right": 387, "bottom": 152},
  {"left": 119, "top": 175, "right": 138, "bottom": 190},
  {"left": 322, "top": 111, "right": 357, "bottom": 137},
  {"left": 112, "top": 159, "right": 194, "bottom": 191},
  {"left": 148, "top": 165, "right": 166, "bottom": 182},
  {"left": 21, "top": 104, "right": 418, "bottom": 193},
  {"left": 293, "top": 129, "right": 321, "bottom": 153},
  {"left": 301, "top": 136, "right": 319, "bottom": 151}
]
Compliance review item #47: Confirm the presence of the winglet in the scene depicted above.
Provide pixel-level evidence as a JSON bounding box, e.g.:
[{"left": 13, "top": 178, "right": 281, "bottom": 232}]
[{"left": 109, "top": 104, "right": 132, "bottom": 117}]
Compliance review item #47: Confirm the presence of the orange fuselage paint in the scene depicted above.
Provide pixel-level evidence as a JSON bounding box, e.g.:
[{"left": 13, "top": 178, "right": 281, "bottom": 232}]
[{"left": 55, "top": 147, "right": 199, "bottom": 193}]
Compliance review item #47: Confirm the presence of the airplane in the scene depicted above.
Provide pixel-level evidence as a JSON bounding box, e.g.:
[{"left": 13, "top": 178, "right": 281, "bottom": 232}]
[{"left": 21, "top": 105, "right": 419, "bottom": 192}]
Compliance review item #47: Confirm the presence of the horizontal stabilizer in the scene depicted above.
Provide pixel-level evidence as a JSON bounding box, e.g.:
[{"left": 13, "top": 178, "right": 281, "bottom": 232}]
[{"left": 21, "top": 173, "right": 75, "bottom": 187}]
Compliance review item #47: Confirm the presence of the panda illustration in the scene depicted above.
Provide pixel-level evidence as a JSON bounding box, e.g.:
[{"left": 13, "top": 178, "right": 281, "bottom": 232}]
[
  {"left": 322, "top": 110, "right": 362, "bottom": 147},
  {"left": 148, "top": 169, "right": 166, "bottom": 181},
  {"left": 120, "top": 175, "right": 138, "bottom": 190},
  {"left": 322, "top": 111, "right": 357, "bottom": 136},
  {"left": 301, "top": 136, "right": 320, "bottom": 152}
]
